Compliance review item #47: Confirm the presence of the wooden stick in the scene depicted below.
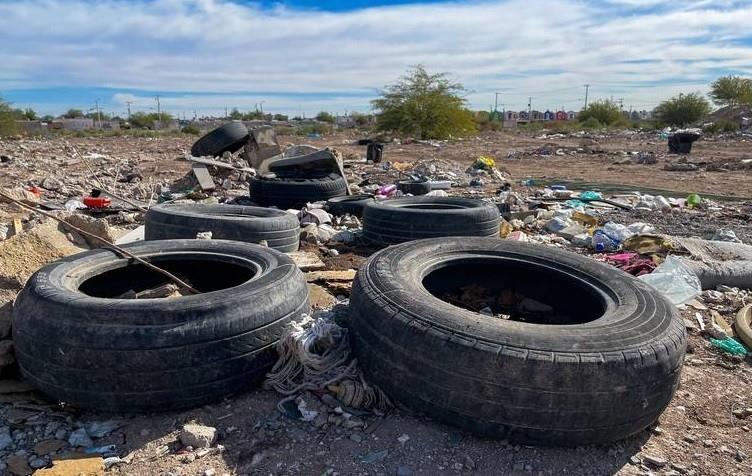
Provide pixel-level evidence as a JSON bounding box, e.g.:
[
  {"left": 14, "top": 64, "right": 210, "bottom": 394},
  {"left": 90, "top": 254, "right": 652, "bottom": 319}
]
[{"left": 0, "top": 191, "right": 199, "bottom": 294}]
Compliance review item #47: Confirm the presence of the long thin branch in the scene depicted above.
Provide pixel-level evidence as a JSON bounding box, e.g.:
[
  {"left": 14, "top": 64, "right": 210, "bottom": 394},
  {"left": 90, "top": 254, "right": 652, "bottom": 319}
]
[{"left": 0, "top": 192, "right": 198, "bottom": 294}]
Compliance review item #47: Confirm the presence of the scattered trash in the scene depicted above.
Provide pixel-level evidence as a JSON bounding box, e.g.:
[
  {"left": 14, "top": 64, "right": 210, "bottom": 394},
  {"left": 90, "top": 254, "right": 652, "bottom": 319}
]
[
  {"left": 710, "top": 337, "right": 747, "bottom": 356},
  {"left": 638, "top": 255, "right": 702, "bottom": 305}
]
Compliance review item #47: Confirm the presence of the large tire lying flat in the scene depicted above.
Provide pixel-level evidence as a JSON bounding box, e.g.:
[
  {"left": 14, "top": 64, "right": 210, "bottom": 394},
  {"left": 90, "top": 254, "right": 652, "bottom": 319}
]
[
  {"left": 250, "top": 173, "right": 347, "bottom": 208},
  {"left": 362, "top": 197, "right": 500, "bottom": 246},
  {"left": 12, "top": 239, "right": 309, "bottom": 412},
  {"left": 349, "top": 238, "right": 686, "bottom": 446},
  {"left": 145, "top": 203, "right": 300, "bottom": 252},
  {"left": 191, "top": 122, "right": 249, "bottom": 157}
]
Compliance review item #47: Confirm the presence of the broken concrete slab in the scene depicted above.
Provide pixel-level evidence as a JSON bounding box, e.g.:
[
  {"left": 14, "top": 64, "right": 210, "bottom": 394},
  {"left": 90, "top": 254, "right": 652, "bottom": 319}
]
[
  {"left": 305, "top": 270, "right": 357, "bottom": 282},
  {"left": 308, "top": 283, "right": 336, "bottom": 309},
  {"left": 289, "top": 251, "right": 326, "bottom": 271},
  {"left": 244, "top": 125, "right": 282, "bottom": 169},
  {"left": 191, "top": 163, "right": 216, "bottom": 191}
]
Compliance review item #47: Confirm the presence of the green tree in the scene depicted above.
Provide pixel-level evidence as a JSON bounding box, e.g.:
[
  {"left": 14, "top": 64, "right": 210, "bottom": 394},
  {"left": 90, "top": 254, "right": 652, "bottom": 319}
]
[
  {"left": 229, "top": 108, "right": 243, "bottom": 120},
  {"left": 371, "top": 65, "right": 476, "bottom": 139},
  {"left": 242, "top": 110, "right": 264, "bottom": 120},
  {"left": 351, "top": 112, "right": 370, "bottom": 126},
  {"left": 578, "top": 100, "right": 626, "bottom": 126},
  {"left": 0, "top": 98, "right": 18, "bottom": 136},
  {"left": 709, "top": 75, "right": 752, "bottom": 108},
  {"left": 130, "top": 111, "right": 173, "bottom": 129},
  {"left": 40, "top": 115, "right": 55, "bottom": 122},
  {"left": 653, "top": 93, "right": 711, "bottom": 127},
  {"left": 64, "top": 108, "right": 84, "bottom": 118},
  {"left": 316, "top": 111, "right": 335, "bottom": 123},
  {"left": 273, "top": 113, "right": 289, "bottom": 121}
]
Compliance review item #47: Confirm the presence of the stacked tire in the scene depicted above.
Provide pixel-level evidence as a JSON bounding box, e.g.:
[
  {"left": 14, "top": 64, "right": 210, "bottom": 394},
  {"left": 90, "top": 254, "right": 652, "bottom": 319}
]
[
  {"left": 145, "top": 203, "right": 300, "bottom": 252},
  {"left": 250, "top": 173, "right": 347, "bottom": 208},
  {"left": 362, "top": 197, "right": 500, "bottom": 246}
]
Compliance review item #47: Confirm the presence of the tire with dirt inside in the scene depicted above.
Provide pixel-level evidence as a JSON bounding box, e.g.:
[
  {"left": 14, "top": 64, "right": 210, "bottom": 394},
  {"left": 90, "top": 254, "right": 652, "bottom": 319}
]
[
  {"left": 190, "top": 122, "right": 249, "bottom": 157},
  {"left": 362, "top": 197, "right": 500, "bottom": 245},
  {"left": 145, "top": 203, "right": 300, "bottom": 252},
  {"left": 348, "top": 237, "right": 686, "bottom": 446},
  {"left": 12, "top": 239, "right": 309, "bottom": 412},
  {"left": 250, "top": 173, "right": 347, "bottom": 208}
]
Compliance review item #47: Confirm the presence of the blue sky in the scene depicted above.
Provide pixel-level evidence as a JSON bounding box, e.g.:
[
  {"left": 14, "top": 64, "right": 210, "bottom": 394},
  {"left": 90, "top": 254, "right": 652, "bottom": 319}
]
[{"left": 1, "top": 0, "right": 751, "bottom": 118}]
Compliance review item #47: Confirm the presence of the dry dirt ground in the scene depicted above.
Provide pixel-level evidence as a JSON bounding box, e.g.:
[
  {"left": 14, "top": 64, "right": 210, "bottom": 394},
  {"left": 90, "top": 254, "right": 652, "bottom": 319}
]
[{"left": 0, "top": 131, "right": 751, "bottom": 476}]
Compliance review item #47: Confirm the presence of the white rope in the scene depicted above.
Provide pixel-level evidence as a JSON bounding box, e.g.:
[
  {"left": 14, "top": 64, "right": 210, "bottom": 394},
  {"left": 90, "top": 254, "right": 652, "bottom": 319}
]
[{"left": 264, "top": 311, "right": 391, "bottom": 412}]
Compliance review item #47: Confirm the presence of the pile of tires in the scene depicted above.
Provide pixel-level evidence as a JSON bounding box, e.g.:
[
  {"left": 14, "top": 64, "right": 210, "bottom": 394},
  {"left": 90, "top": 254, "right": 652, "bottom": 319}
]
[
  {"left": 362, "top": 197, "right": 500, "bottom": 246},
  {"left": 348, "top": 237, "right": 686, "bottom": 446},
  {"left": 145, "top": 203, "right": 300, "bottom": 252},
  {"left": 250, "top": 172, "right": 347, "bottom": 209},
  {"left": 12, "top": 240, "right": 309, "bottom": 412}
]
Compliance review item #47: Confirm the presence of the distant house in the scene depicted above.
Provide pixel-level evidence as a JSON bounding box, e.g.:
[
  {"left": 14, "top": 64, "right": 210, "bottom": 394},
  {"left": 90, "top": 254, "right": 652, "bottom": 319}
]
[
  {"left": 555, "top": 111, "right": 568, "bottom": 121},
  {"left": 504, "top": 111, "right": 519, "bottom": 121},
  {"left": 335, "top": 115, "right": 356, "bottom": 128},
  {"left": 543, "top": 110, "right": 555, "bottom": 121},
  {"left": 630, "top": 111, "right": 641, "bottom": 122},
  {"left": 531, "top": 110, "right": 544, "bottom": 121},
  {"left": 59, "top": 118, "right": 94, "bottom": 131},
  {"left": 567, "top": 111, "right": 577, "bottom": 120},
  {"left": 518, "top": 111, "right": 530, "bottom": 121},
  {"left": 15, "top": 120, "right": 47, "bottom": 133}
]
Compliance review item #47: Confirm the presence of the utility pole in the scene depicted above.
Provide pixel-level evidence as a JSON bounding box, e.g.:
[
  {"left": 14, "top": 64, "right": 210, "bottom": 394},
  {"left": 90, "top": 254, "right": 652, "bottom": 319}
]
[
  {"left": 125, "top": 101, "right": 133, "bottom": 121},
  {"left": 154, "top": 96, "right": 161, "bottom": 128},
  {"left": 584, "top": 84, "right": 590, "bottom": 109},
  {"left": 528, "top": 97, "right": 532, "bottom": 117},
  {"left": 494, "top": 92, "right": 501, "bottom": 113},
  {"left": 225, "top": 106, "right": 228, "bottom": 119},
  {"left": 95, "top": 99, "right": 102, "bottom": 129},
  {"left": 618, "top": 98, "right": 624, "bottom": 109}
]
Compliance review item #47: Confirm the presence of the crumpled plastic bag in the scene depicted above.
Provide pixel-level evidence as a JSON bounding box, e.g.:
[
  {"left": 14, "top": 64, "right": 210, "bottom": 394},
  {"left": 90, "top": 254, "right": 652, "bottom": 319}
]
[{"left": 638, "top": 255, "right": 701, "bottom": 305}]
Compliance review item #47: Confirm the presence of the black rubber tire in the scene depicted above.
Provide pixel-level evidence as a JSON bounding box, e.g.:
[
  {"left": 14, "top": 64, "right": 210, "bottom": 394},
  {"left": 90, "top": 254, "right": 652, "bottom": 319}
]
[
  {"left": 250, "top": 173, "right": 347, "bottom": 208},
  {"left": 191, "top": 122, "right": 249, "bottom": 157},
  {"left": 362, "top": 197, "right": 500, "bottom": 246},
  {"left": 325, "top": 194, "right": 374, "bottom": 217},
  {"left": 396, "top": 181, "right": 431, "bottom": 196},
  {"left": 12, "top": 239, "right": 309, "bottom": 412},
  {"left": 349, "top": 238, "right": 686, "bottom": 446},
  {"left": 145, "top": 203, "right": 300, "bottom": 253}
]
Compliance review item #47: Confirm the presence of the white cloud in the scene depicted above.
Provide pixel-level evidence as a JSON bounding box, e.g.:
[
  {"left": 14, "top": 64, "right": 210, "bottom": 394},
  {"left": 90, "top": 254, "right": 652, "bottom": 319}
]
[{"left": 0, "top": 0, "right": 750, "bottom": 115}]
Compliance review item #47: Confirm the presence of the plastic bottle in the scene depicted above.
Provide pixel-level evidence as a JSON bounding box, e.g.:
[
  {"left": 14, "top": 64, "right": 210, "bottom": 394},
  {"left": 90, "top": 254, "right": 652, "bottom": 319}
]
[
  {"left": 686, "top": 193, "right": 701, "bottom": 208},
  {"left": 592, "top": 230, "right": 619, "bottom": 252}
]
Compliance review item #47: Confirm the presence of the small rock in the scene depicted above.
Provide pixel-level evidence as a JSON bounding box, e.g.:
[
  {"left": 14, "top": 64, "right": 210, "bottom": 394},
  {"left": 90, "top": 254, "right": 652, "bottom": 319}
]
[
  {"left": 68, "top": 428, "right": 93, "bottom": 448},
  {"left": 180, "top": 423, "right": 217, "bottom": 449},
  {"left": 463, "top": 455, "right": 476, "bottom": 470},
  {"left": 0, "top": 426, "right": 13, "bottom": 451},
  {"left": 628, "top": 455, "right": 641, "bottom": 465},
  {"left": 28, "top": 457, "right": 48, "bottom": 469},
  {"left": 642, "top": 454, "right": 667, "bottom": 468},
  {"left": 396, "top": 465, "right": 413, "bottom": 476},
  {"left": 683, "top": 435, "right": 697, "bottom": 444},
  {"left": 327, "top": 248, "right": 339, "bottom": 257},
  {"left": 7, "top": 454, "right": 32, "bottom": 475},
  {"left": 397, "top": 434, "right": 410, "bottom": 444},
  {"left": 350, "top": 434, "right": 363, "bottom": 443},
  {"left": 735, "top": 450, "right": 747, "bottom": 462},
  {"left": 204, "top": 469, "right": 216, "bottom": 476},
  {"left": 670, "top": 463, "right": 689, "bottom": 474}
]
